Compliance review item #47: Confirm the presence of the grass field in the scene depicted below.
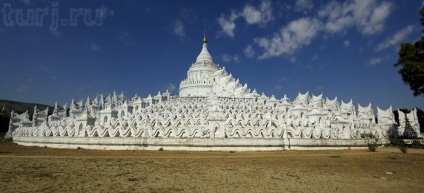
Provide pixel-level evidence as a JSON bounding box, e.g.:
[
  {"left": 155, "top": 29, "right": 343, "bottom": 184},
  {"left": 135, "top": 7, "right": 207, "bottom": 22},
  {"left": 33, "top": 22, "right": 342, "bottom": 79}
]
[{"left": 1, "top": 137, "right": 424, "bottom": 193}]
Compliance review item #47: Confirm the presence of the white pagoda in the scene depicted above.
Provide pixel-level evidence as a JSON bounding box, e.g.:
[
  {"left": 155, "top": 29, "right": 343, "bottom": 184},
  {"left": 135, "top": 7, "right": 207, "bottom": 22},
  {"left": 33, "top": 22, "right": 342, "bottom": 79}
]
[
  {"left": 6, "top": 34, "right": 421, "bottom": 151},
  {"left": 179, "top": 33, "right": 251, "bottom": 97}
]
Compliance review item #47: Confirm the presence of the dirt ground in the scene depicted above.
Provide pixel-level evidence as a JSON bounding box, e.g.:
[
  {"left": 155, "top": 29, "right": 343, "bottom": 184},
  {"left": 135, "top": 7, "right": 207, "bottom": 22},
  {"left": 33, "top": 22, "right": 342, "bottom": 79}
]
[{"left": 1, "top": 139, "right": 424, "bottom": 193}]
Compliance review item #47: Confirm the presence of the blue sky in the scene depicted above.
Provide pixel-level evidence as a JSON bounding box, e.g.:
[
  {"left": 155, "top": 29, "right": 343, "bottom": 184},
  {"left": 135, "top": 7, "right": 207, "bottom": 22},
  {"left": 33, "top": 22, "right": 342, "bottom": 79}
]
[{"left": 0, "top": 0, "right": 423, "bottom": 111}]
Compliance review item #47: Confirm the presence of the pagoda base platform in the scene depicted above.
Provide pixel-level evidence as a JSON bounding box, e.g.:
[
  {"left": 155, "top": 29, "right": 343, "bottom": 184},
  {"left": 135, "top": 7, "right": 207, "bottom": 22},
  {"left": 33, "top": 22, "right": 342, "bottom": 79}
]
[{"left": 13, "top": 136, "right": 389, "bottom": 151}]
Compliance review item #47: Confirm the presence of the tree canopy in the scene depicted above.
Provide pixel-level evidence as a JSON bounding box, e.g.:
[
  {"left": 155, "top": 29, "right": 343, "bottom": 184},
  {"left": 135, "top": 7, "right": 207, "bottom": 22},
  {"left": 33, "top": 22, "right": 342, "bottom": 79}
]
[
  {"left": 421, "top": 7, "right": 424, "bottom": 32},
  {"left": 394, "top": 7, "right": 424, "bottom": 96}
]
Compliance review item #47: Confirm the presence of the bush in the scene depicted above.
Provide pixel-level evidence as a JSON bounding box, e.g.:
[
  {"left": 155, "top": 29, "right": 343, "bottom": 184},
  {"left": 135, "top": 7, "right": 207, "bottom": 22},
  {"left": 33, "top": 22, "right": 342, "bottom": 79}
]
[
  {"left": 399, "top": 145, "right": 407, "bottom": 153},
  {"left": 411, "top": 139, "right": 424, "bottom": 149},
  {"left": 389, "top": 138, "right": 403, "bottom": 146},
  {"left": 367, "top": 142, "right": 378, "bottom": 152},
  {"left": 361, "top": 133, "right": 379, "bottom": 152},
  {"left": 389, "top": 137, "right": 409, "bottom": 153},
  {"left": 158, "top": 147, "right": 164, "bottom": 151}
]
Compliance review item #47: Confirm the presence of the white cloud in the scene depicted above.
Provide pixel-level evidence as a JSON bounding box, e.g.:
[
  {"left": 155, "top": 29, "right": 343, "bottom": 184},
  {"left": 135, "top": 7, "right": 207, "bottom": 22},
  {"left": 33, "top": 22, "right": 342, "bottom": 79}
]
[
  {"left": 217, "top": 1, "right": 273, "bottom": 38},
  {"left": 217, "top": 11, "right": 239, "bottom": 38},
  {"left": 244, "top": 45, "right": 255, "bottom": 58},
  {"left": 51, "top": 30, "right": 62, "bottom": 37},
  {"left": 344, "top": 40, "right": 350, "bottom": 47},
  {"left": 222, "top": 54, "right": 231, "bottom": 62},
  {"left": 369, "top": 57, "right": 382, "bottom": 65},
  {"left": 233, "top": 55, "right": 239, "bottom": 63},
  {"left": 318, "top": 0, "right": 392, "bottom": 35},
  {"left": 167, "top": 83, "right": 176, "bottom": 92},
  {"left": 119, "top": 32, "right": 135, "bottom": 46},
  {"left": 244, "top": 0, "right": 393, "bottom": 60},
  {"left": 274, "top": 85, "right": 283, "bottom": 91},
  {"left": 90, "top": 43, "right": 101, "bottom": 51},
  {"left": 16, "top": 85, "right": 29, "bottom": 93},
  {"left": 20, "top": 0, "right": 31, "bottom": 6},
  {"left": 99, "top": 5, "right": 115, "bottom": 20},
  {"left": 221, "top": 54, "right": 240, "bottom": 63},
  {"left": 254, "top": 17, "right": 321, "bottom": 59},
  {"left": 180, "top": 8, "right": 197, "bottom": 23},
  {"left": 376, "top": 25, "right": 414, "bottom": 51},
  {"left": 174, "top": 19, "right": 185, "bottom": 37},
  {"left": 354, "top": 1, "right": 391, "bottom": 35},
  {"left": 318, "top": 1, "right": 354, "bottom": 33},
  {"left": 278, "top": 76, "right": 288, "bottom": 82},
  {"left": 295, "top": 0, "right": 314, "bottom": 12},
  {"left": 241, "top": 0, "right": 273, "bottom": 25}
]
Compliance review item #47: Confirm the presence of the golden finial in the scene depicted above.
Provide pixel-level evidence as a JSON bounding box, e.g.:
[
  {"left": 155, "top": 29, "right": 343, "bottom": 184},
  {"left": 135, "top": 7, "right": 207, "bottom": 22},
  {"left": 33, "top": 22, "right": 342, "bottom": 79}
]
[{"left": 202, "top": 30, "right": 207, "bottom": 43}]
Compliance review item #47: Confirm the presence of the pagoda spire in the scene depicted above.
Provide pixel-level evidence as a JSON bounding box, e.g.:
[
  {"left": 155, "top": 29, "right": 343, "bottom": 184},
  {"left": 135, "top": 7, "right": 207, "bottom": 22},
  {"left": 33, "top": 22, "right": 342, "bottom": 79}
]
[
  {"left": 196, "top": 31, "right": 212, "bottom": 62},
  {"left": 202, "top": 31, "right": 207, "bottom": 43}
]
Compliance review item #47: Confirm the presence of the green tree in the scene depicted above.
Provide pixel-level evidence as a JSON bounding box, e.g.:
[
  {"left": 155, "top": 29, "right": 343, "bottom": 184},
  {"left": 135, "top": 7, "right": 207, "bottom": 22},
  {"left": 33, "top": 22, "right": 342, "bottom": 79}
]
[
  {"left": 0, "top": 109, "right": 10, "bottom": 133},
  {"left": 403, "top": 116, "right": 418, "bottom": 139},
  {"left": 422, "top": 7, "right": 424, "bottom": 31},
  {"left": 394, "top": 7, "right": 424, "bottom": 96}
]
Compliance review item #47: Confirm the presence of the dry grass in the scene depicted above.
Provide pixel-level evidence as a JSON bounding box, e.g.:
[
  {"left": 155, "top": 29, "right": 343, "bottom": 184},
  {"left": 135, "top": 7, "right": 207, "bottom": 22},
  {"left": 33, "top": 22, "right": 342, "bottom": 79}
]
[{"left": 1, "top": 139, "right": 424, "bottom": 192}]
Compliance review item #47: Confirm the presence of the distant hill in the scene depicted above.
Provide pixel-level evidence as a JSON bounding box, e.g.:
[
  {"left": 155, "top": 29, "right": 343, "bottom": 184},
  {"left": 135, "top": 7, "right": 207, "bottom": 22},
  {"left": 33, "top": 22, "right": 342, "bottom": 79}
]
[
  {"left": 0, "top": 100, "right": 52, "bottom": 115},
  {"left": 0, "top": 100, "right": 52, "bottom": 133}
]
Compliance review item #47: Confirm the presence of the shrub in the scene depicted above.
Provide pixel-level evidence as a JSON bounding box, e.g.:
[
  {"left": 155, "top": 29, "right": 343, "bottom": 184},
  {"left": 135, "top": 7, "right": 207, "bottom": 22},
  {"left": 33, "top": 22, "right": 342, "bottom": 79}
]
[
  {"left": 367, "top": 142, "right": 378, "bottom": 152},
  {"left": 399, "top": 145, "right": 407, "bottom": 153},
  {"left": 389, "top": 137, "right": 409, "bottom": 153},
  {"left": 361, "top": 133, "right": 379, "bottom": 152},
  {"left": 158, "top": 147, "right": 164, "bottom": 151},
  {"left": 389, "top": 138, "right": 403, "bottom": 146},
  {"left": 411, "top": 139, "right": 424, "bottom": 149}
]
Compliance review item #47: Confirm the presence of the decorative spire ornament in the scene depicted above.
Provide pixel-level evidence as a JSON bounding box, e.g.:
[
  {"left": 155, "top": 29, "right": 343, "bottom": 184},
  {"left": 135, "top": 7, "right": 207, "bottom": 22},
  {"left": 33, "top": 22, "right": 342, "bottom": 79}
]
[{"left": 202, "top": 31, "right": 207, "bottom": 43}]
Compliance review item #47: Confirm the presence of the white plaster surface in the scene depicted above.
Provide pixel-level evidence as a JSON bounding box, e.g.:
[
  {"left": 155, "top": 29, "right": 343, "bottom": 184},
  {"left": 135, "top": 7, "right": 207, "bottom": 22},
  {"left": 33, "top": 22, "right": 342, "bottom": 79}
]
[{"left": 14, "top": 136, "right": 380, "bottom": 151}]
